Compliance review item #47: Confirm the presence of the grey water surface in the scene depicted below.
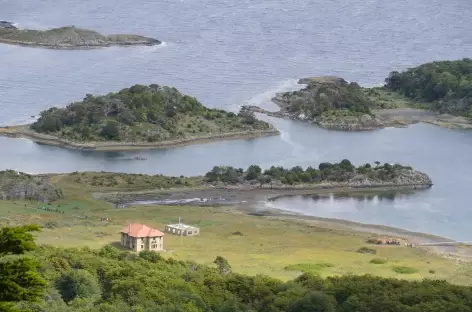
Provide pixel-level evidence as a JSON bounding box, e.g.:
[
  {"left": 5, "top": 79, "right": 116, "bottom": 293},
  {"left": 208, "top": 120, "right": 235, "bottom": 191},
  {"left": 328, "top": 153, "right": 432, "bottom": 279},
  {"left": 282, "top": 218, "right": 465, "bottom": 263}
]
[{"left": 0, "top": 0, "right": 471, "bottom": 239}]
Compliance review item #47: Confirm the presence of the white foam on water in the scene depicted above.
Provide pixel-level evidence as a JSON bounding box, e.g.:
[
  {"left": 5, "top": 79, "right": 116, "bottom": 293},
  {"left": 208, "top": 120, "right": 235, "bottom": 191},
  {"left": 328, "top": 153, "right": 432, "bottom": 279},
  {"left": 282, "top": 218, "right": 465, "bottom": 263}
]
[
  {"left": 13, "top": 21, "right": 54, "bottom": 31},
  {"left": 237, "top": 79, "right": 307, "bottom": 161},
  {"left": 240, "top": 78, "right": 300, "bottom": 111},
  {"left": 134, "top": 41, "right": 169, "bottom": 53}
]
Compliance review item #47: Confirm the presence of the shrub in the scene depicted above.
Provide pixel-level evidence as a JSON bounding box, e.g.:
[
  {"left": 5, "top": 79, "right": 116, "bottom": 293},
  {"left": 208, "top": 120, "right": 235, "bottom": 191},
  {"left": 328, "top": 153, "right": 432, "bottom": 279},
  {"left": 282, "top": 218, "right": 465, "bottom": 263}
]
[
  {"left": 43, "top": 221, "right": 59, "bottom": 229},
  {"left": 139, "top": 250, "right": 162, "bottom": 263},
  {"left": 357, "top": 247, "right": 377, "bottom": 255},
  {"left": 369, "top": 258, "right": 387, "bottom": 264},
  {"left": 56, "top": 269, "right": 101, "bottom": 302},
  {"left": 429, "top": 269, "right": 436, "bottom": 274},
  {"left": 392, "top": 266, "right": 418, "bottom": 274}
]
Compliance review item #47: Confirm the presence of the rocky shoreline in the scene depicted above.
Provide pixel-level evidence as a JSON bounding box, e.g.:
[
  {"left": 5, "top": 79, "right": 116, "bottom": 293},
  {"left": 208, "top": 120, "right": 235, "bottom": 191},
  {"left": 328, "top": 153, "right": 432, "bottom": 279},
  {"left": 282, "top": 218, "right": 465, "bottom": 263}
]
[
  {"left": 241, "top": 104, "right": 412, "bottom": 131},
  {"left": 0, "top": 125, "right": 280, "bottom": 151},
  {"left": 96, "top": 168, "right": 433, "bottom": 206},
  {"left": 0, "top": 23, "right": 160, "bottom": 49}
]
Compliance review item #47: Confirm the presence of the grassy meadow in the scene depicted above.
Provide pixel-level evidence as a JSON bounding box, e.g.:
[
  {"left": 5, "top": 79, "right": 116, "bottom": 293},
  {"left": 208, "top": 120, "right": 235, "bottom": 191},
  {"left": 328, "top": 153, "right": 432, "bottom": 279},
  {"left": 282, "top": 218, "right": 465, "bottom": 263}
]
[{"left": 0, "top": 172, "right": 471, "bottom": 284}]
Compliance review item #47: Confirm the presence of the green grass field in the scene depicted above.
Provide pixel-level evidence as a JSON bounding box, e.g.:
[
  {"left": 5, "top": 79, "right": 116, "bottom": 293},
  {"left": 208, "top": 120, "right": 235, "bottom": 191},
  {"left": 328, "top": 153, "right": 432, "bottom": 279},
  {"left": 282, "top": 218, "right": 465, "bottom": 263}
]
[
  {"left": 1, "top": 172, "right": 470, "bottom": 284},
  {"left": 1, "top": 187, "right": 471, "bottom": 284}
]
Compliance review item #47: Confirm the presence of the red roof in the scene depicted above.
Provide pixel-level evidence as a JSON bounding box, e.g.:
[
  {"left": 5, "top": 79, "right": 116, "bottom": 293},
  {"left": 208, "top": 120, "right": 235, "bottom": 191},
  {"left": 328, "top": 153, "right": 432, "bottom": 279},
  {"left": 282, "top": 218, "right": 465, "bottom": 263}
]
[{"left": 120, "top": 224, "right": 164, "bottom": 238}]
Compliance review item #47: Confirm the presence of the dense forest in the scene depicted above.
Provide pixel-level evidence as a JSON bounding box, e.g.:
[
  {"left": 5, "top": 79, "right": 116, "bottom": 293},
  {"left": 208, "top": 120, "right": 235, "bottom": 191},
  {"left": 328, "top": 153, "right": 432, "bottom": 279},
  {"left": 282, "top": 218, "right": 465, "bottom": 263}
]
[
  {"left": 385, "top": 58, "right": 472, "bottom": 116},
  {"left": 31, "top": 84, "right": 272, "bottom": 142},
  {"left": 2, "top": 225, "right": 472, "bottom": 312},
  {"left": 205, "top": 160, "right": 414, "bottom": 185}
]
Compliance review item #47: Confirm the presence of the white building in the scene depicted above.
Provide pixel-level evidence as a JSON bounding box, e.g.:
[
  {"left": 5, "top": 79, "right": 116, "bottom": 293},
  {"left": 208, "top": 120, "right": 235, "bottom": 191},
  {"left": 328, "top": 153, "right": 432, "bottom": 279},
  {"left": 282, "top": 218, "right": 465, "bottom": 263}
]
[{"left": 165, "top": 218, "right": 200, "bottom": 236}]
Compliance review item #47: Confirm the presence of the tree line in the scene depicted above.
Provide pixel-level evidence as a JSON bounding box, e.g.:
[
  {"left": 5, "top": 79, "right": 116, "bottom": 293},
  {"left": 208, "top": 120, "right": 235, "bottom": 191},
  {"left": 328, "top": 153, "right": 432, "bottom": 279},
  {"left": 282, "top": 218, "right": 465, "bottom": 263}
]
[
  {"left": 385, "top": 58, "right": 472, "bottom": 117},
  {"left": 2, "top": 225, "right": 472, "bottom": 312},
  {"left": 205, "top": 160, "right": 412, "bottom": 185}
]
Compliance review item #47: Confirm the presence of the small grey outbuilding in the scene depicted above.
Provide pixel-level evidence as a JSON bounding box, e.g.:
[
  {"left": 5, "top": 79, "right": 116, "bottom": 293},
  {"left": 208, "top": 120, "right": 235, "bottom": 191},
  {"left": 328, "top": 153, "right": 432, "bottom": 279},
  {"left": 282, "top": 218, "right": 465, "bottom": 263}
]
[{"left": 165, "top": 218, "right": 200, "bottom": 236}]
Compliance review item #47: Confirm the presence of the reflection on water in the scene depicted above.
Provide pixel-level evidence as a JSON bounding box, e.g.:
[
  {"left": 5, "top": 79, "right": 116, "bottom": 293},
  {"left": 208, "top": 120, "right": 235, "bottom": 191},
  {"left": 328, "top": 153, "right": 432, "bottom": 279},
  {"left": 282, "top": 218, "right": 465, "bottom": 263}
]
[
  {"left": 266, "top": 188, "right": 465, "bottom": 240},
  {"left": 274, "top": 190, "right": 415, "bottom": 205}
]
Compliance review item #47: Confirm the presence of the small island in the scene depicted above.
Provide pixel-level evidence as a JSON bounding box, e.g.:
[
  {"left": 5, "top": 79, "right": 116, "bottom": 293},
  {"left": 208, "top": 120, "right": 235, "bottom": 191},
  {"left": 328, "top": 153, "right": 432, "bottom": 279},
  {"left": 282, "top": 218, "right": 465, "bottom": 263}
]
[
  {"left": 243, "top": 58, "right": 472, "bottom": 131},
  {"left": 0, "top": 21, "right": 160, "bottom": 49},
  {"left": 0, "top": 84, "right": 279, "bottom": 151}
]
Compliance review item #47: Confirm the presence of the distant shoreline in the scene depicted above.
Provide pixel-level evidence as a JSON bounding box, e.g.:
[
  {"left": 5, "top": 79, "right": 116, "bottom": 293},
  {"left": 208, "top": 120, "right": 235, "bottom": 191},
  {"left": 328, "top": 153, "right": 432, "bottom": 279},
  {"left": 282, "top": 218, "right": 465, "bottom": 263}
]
[
  {"left": 0, "top": 37, "right": 160, "bottom": 50},
  {"left": 0, "top": 23, "right": 161, "bottom": 49},
  {"left": 0, "top": 125, "right": 280, "bottom": 151}
]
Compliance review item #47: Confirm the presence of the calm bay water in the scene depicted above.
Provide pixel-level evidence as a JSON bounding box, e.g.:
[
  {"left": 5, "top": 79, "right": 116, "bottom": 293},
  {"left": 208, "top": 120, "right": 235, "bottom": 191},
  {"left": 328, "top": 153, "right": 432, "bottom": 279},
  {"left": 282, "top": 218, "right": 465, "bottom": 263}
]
[{"left": 0, "top": 0, "right": 471, "bottom": 239}]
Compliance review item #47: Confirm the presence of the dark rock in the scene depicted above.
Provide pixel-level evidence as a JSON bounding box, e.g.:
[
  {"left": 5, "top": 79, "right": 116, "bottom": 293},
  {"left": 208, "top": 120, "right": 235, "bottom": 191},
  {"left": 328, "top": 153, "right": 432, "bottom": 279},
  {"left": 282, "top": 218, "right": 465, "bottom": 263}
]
[
  {"left": 298, "top": 76, "right": 348, "bottom": 86},
  {"left": 0, "top": 21, "right": 17, "bottom": 29}
]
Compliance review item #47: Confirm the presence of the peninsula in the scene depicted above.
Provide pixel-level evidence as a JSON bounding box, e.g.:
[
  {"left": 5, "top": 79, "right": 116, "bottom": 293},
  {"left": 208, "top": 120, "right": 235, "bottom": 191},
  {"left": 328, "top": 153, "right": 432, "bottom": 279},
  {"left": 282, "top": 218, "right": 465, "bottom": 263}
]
[
  {"left": 0, "top": 21, "right": 160, "bottom": 49},
  {"left": 89, "top": 160, "right": 433, "bottom": 205},
  {"left": 0, "top": 84, "right": 278, "bottom": 151},
  {"left": 1, "top": 160, "right": 432, "bottom": 203},
  {"left": 242, "top": 58, "right": 472, "bottom": 131}
]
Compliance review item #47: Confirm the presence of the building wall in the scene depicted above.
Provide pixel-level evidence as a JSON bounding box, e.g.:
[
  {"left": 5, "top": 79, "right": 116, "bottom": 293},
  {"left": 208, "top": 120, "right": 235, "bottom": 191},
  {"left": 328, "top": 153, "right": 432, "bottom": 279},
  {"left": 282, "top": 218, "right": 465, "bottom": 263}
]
[
  {"left": 165, "top": 225, "right": 200, "bottom": 236},
  {"left": 121, "top": 233, "right": 163, "bottom": 252},
  {"left": 149, "top": 236, "right": 164, "bottom": 251},
  {"left": 121, "top": 233, "right": 138, "bottom": 252}
]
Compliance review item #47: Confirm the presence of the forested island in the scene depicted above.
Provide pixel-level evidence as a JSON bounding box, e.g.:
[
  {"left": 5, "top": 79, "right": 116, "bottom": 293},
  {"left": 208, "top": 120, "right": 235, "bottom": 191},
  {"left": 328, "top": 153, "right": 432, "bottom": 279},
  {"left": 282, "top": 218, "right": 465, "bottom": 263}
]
[
  {"left": 0, "top": 84, "right": 278, "bottom": 151},
  {"left": 243, "top": 58, "right": 472, "bottom": 131},
  {"left": 0, "top": 22, "right": 160, "bottom": 49}
]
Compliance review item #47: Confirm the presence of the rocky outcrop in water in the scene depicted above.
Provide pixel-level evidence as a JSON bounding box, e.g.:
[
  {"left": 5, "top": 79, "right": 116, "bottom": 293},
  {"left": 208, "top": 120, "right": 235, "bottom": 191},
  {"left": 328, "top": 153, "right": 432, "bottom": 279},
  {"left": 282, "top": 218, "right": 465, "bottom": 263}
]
[
  {"left": 345, "top": 169, "right": 432, "bottom": 188},
  {"left": 0, "top": 21, "right": 16, "bottom": 29},
  {"left": 0, "top": 170, "right": 63, "bottom": 202},
  {"left": 0, "top": 24, "right": 161, "bottom": 49}
]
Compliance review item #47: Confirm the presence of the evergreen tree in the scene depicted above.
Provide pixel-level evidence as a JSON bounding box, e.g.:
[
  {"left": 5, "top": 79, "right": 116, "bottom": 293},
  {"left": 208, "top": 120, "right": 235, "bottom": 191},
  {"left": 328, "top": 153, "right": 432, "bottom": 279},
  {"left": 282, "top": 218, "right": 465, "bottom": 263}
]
[{"left": 0, "top": 225, "right": 46, "bottom": 312}]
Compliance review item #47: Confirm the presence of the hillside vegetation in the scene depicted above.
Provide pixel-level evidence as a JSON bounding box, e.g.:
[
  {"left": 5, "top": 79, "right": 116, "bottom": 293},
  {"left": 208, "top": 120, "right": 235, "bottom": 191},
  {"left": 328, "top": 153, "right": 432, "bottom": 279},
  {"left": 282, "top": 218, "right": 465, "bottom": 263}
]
[
  {"left": 270, "top": 77, "right": 382, "bottom": 130},
  {"left": 0, "top": 25, "right": 160, "bottom": 48},
  {"left": 31, "top": 84, "right": 273, "bottom": 143},
  {"left": 0, "top": 170, "right": 63, "bottom": 202},
  {"left": 385, "top": 58, "right": 472, "bottom": 117},
  {"left": 2, "top": 226, "right": 472, "bottom": 312}
]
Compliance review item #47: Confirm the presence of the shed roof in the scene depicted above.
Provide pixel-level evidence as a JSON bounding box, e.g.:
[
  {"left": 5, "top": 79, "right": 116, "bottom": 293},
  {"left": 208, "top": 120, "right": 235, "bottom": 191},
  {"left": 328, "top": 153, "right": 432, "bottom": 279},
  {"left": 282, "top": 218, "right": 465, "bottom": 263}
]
[
  {"left": 166, "top": 223, "right": 198, "bottom": 230},
  {"left": 120, "top": 224, "right": 164, "bottom": 238}
]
